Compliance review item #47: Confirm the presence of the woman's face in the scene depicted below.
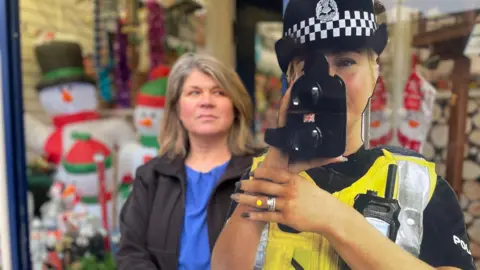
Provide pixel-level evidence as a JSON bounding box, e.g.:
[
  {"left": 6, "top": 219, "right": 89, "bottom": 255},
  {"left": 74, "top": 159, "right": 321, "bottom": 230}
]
[
  {"left": 178, "top": 69, "right": 235, "bottom": 138},
  {"left": 287, "top": 50, "right": 379, "bottom": 134}
]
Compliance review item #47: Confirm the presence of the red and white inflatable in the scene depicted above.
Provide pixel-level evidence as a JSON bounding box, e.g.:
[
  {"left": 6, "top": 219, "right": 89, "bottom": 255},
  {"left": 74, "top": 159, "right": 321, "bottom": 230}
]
[
  {"left": 24, "top": 41, "right": 135, "bottom": 180},
  {"left": 65, "top": 132, "right": 116, "bottom": 231},
  {"left": 397, "top": 55, "right": 437, "bottom": 153},
  {"left": 116, "top": 65, "right": 170, "bottom": 218},
  {"left": 369, "top": 76, "right": 393, "bottom": 147}
]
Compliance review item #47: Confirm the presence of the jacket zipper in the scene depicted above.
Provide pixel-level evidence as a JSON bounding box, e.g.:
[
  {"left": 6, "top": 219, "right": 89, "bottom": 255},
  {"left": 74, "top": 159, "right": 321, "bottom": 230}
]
[
  {"left": 175, "top": 179, "right": 186, "bottom": 268},
  {"left": 205, "top": 177, "right": 237, "bottom": 247}
]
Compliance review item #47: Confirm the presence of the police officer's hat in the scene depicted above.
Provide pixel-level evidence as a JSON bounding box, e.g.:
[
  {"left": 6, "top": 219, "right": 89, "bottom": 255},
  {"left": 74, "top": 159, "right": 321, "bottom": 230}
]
[{"left": 276, "top": 0, "right": 388, "bottom": 73}]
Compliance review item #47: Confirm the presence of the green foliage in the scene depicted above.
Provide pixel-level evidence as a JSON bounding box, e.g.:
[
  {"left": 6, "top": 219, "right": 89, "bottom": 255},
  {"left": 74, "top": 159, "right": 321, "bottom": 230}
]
[{"left": 68, "top": 253, "right": 116, "bottom": 270}]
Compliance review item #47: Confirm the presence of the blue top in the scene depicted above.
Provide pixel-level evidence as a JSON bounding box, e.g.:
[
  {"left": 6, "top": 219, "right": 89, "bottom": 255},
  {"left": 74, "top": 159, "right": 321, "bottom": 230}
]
[{"left": 178, "top": 160, "right": 230, "bottom": 270}]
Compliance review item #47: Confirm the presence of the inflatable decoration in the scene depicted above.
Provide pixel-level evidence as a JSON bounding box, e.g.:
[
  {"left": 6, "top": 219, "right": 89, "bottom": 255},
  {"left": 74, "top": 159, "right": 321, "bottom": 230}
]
[
  {"left": 117, "top": 65, "right": 169, "bottom": 214},
  {"left": 397, "top": 55, "right": 437, "bottom": 153},
  {"left": 65, "top": 132, "right": 116, "bottom": 230},
  {"left": 369, "top": 76, "right": 393, "bottom": 147},
  {"left": 24, "top": 41, "right": 135, "bottom": 173}
]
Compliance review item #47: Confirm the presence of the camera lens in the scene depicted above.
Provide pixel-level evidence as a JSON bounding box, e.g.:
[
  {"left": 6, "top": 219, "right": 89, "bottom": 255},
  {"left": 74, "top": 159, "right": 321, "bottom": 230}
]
[
  {"left": 289, "top": 133, "right": 301, "bottom": 153},
  {"left": 292, "top": 96, "right": 300, "bottom": 106},
  {"left": 312, "top": 127, "right": 322, "bottom": 148},
  {"left": 311, "top": 83, "right": 322, "bottom": 105}
]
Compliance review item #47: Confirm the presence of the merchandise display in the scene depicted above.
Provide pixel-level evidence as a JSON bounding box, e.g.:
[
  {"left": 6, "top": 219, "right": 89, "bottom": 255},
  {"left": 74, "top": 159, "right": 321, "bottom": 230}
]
[
  {"left": 93, "top": 0, "right": 116, "bottom": 103},
  {"left": 15, "top": 1, "right": 204, "bottom": 268},
  {"left": 31, "top": 132, "right": 118, "bottom": 269},
  {"left": 147, "top": 0, "right": 166, "bottom": 70},
  {"left": 115, "top": 15, "right": 131, "bottom": 108},
  {"left": 7, "top": 0, "right": 210, "bottom": 268}
]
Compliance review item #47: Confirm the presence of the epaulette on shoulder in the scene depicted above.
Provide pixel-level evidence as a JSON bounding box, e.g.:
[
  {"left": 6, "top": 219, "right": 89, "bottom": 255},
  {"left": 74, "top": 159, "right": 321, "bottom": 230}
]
[
  {"left": 370, "top": 145, "right": 425, "bottom": 159},
  {"left": 255, "top": 147, "right": 269, "bottom": 157},
  {"left": 250, "top": 148, "right": 268, "bottom": 173}
]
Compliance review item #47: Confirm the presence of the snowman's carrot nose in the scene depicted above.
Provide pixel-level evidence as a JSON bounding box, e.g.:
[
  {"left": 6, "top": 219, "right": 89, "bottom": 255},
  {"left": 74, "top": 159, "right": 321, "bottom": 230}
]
[
  {"left": 62, "top": 89, "right": 73, "bottom": 103},
  {"left": 140, "top": 117, "right": 153, "bottom": 127},
  {"left": 370, "top": 120, "right": 381, "bottom": 128},
  {"left": 408, "top": 120, "right": 420, "bottom": 128},
  {"left": 62, "top": 185, "right": 76, "bottom": 198}
]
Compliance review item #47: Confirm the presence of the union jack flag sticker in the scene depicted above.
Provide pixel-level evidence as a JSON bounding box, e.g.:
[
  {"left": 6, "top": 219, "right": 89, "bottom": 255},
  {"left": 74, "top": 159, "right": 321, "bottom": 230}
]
[{"left": 303, "top": 113, "right": 315, "bottom": 123}]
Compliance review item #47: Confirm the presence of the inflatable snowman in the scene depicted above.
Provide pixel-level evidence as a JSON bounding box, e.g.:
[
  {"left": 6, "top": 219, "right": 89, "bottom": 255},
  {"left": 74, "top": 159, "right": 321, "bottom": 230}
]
[
  {"left": 24, "top": 41, "right": 135, "bottom": 169},
  {"left": 63, "top": 132, "right": 115, "bottom": 230},
  {"left": 116, "top": 65, "right": 169, "bottom": 213},
  {"left": 369, "top": 76, "right": 393, "bottom": 147},
  {"left": 397, "top": 70, "right": 436, "bottom": 153}
]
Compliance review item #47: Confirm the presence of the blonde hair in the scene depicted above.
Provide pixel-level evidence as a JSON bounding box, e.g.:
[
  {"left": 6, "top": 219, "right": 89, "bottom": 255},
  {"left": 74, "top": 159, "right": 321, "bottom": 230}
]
[
  {"left": 367, "top": 49, "right": 379, "bottom": 90},
  {"left": 159, "top": 53, "right": 258, "bottom": 159}
]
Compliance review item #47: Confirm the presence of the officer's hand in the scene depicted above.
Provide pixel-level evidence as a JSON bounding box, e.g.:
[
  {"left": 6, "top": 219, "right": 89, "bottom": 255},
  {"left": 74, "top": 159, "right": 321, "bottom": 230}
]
[{"left": 231, "top": 166, "right": 350, "bottom": 234}]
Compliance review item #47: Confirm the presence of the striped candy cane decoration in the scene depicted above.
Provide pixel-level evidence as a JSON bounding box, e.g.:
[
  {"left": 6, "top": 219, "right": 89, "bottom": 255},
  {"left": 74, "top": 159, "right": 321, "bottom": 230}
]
[
  {"left": 94, "top": 153, "right": 111, "bottom": 252},
  {"left": 147, "top": 0, "right": 165, "bottom": 75}
]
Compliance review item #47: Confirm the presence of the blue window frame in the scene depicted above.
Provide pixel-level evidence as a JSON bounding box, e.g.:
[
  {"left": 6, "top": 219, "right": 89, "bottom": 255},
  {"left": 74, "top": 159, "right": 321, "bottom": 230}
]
[{"left": 0, "top": 0, "right": 32, "bottom": 268}]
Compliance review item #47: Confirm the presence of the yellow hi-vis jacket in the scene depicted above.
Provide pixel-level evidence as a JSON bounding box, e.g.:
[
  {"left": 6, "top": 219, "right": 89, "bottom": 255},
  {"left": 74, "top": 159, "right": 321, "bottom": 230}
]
[{"left": 251, "top": 149, "right": 437, "bottom": 270}]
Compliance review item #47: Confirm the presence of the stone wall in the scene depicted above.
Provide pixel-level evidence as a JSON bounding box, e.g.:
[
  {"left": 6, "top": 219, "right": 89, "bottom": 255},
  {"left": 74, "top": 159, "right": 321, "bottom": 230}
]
[{"left": 423, "top": 89, "right": 480, "bottom": 267}]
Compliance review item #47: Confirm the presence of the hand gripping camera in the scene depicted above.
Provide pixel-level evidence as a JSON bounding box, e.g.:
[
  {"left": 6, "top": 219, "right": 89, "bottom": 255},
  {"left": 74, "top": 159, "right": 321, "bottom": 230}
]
[{"left": 264, "top": 43, "right": 348, "bottom": 161}]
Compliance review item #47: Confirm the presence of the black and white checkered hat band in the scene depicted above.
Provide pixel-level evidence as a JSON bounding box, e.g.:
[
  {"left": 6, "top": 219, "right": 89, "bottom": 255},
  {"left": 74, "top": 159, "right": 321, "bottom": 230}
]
[{"left": 285, "top": 10, "right": 377, "bottom": 44}]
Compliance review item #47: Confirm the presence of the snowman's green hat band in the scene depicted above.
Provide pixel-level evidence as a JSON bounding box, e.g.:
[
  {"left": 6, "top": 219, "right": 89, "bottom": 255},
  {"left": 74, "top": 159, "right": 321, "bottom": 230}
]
[
  {"left": 63, "top": 155, "right": 113, "bottom": 174},
  {"left": 43, "top": 67, "right": 86, "bottom": 81},
  {"left": 34, "top": 41, "right": 97, "bottom": 91},
  {"left": 81, "top": 193, "right": 112, "bottom": 204},
  {"left": 71, "top": 132, "right": 91, "bottom": 141}
]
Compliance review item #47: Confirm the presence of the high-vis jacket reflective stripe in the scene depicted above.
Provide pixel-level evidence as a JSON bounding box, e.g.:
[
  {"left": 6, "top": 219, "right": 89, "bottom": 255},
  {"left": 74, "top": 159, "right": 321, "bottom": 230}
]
[{"left": 250, "top": 149, "right": 437, "bottom": 270}]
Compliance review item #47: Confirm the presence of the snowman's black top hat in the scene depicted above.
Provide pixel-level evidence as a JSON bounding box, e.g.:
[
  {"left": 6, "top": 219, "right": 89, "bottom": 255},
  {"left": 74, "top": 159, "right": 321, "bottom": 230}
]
[
  {"left": 276, "top": 0, "right": 388, "bottom": 73},
  {"left": 34, "top": 41, "right": 96, "bottom": 91}
]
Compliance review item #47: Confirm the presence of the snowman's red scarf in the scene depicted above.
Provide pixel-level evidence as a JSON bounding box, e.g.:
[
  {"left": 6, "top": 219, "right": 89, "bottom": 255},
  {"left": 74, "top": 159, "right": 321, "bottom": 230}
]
[
  {"left": 397, "top": 130, "right": 421, "bottom": 152},
  {"left": 370, "top": 129, "right": 393, "bottom": 148},
  {"left": 44, "top": 111, "right": 100, "bottom": 164}
]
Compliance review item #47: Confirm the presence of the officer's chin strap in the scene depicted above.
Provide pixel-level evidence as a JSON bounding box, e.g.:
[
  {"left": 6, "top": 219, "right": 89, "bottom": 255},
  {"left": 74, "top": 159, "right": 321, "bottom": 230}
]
[{"left": 363, "top": 98, "right": 371, "bottom": 149}]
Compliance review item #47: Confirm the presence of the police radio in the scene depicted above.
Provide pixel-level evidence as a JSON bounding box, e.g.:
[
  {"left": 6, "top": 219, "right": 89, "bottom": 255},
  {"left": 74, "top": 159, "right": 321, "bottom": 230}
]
[{"left": 353, "top": 164, "right": 401, "bottom": 241}]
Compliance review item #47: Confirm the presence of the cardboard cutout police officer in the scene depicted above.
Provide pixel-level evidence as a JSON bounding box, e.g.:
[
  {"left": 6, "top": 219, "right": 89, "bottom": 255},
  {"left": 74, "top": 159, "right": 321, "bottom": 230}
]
[{"left": 212, "top": 0, "right": 475, "bottom": 269}]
